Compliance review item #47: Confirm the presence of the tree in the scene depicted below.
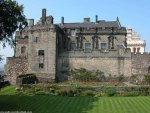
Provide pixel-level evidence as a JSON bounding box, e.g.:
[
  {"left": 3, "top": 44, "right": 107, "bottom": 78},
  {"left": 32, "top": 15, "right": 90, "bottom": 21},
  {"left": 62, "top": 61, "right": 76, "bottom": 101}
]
[{"left": 0, "top": 0, "right": 27, "bottom": 47}]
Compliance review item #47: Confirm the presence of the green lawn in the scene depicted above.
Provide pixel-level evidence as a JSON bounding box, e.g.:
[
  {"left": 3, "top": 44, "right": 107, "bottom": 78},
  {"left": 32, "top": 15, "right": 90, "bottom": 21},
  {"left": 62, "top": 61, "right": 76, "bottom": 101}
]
[{"left": 1, "top": 86, "right": 150, "bottom": 113}]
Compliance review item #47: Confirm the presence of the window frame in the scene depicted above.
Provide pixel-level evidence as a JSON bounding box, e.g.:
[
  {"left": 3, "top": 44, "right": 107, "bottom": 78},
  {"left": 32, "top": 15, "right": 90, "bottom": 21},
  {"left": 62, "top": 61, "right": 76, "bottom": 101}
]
[
  {"left": 69, "top": 42, "right": 76, "bottom": 51},
  {"left": 38, "top": 50, "right": 44, "bottom": 56},
  {"left": 39, "top": 63, "right": 44, "bottom": 69},
  {"left": 101, "top": 43, "right": 107, "bottom": 50},
  {"left": 21, "top": 46, "right": 26, "bottom": 54},
  {"left": 84, "top": 42, "right": 92, "bottom": 52}
]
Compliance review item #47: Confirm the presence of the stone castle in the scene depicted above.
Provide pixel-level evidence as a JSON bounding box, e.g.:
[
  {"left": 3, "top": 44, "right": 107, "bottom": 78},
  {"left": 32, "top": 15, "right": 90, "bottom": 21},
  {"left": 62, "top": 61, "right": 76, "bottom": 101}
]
[{"left": 4, "top": 9, "right": 150, "bottom": 84}]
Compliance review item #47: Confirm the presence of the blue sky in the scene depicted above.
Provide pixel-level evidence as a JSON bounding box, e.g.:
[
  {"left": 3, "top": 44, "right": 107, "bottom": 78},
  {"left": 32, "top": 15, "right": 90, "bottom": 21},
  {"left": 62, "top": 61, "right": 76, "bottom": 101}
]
[{"left": 0, "top": 0, "right": 150, "bottom": 67}]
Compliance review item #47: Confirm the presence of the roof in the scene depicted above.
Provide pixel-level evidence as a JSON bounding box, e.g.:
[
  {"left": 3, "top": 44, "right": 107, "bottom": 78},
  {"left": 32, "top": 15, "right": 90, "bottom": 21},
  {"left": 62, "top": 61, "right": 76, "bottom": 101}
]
[{"left": 58, "top": 20, "right": 121, "bottom": 28}]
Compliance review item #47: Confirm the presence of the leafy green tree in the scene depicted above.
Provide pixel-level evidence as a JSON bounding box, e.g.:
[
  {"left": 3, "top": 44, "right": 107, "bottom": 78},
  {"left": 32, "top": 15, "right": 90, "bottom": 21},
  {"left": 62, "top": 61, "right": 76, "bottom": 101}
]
[
  {"left": 0, "top": 0, "right": 27, "bottom": 60},
  {"left": 0, "top": 0, "right": 27, "bottom": 44}
]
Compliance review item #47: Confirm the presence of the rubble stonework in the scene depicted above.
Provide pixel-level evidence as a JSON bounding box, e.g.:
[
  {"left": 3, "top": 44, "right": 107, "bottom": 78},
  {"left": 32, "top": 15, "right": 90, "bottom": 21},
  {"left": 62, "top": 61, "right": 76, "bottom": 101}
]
[{"left": 4, "top": 9, "right": 149, "bottom": 84}]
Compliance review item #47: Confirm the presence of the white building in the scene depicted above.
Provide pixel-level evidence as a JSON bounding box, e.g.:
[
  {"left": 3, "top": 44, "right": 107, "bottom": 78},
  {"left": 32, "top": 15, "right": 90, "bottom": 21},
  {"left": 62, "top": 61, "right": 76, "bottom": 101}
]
[{"left": 127, "top": 28, "right": 146, "bottom": 54}]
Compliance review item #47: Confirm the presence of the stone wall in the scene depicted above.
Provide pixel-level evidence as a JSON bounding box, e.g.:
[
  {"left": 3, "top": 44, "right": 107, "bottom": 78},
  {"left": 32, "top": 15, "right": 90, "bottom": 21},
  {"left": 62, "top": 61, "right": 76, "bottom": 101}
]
[
  {"left": 132, "top": 53, "right": 150, "bottom": 75},
  {"left": 57, "top": 48, "right": 132, "bottom": 81},
  {"left": 27, "top": 25, "right": 57, "bottom": 80},
  {"left": 4, "top": 57, "right": 28, "bottom": 84}
]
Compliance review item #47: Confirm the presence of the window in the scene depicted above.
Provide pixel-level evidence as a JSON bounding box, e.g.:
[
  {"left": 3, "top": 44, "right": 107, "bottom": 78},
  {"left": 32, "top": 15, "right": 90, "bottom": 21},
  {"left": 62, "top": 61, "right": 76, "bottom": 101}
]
[
  {"left": 67, "top": 29, "right": 76, "bottom": 36},
  {"left": 148, "top": 66, "right": 150, "bottom": 73},
  {"left": 101, "top": 43, "right": 107, "bottom": 49},
  {"left": 70, "top": 43, "right": 76, "bottom": 50},
  {"left": 38, "top": 50, "right": 44, "bottom": 56},
  {"left": 84, "top": 43, "right": 92, "bottom": 52},
  {"left": 39, "top": 63, "right": 44, "bottom": 69},
  {"left": 21, "top": 46, "right": 26, "bottom": 53},
  {"left": 35, "top": 37, "right": 38, "bottom": 42},
  {"left": 70, "top": 29, "right": 76, "bottom": 36}
]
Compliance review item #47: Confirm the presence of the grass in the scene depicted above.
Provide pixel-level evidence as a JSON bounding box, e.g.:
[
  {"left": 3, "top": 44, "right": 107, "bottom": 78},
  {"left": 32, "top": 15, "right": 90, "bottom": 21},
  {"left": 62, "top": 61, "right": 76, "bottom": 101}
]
[
  {"left": 0, "top": 86, "right": 150, "bottom": 113},
  {"left": 0, "top": 95, "right": 150, "bottom": 113},
  {"left": 0, "top": 85, "right": 16, "bottom": 95}
]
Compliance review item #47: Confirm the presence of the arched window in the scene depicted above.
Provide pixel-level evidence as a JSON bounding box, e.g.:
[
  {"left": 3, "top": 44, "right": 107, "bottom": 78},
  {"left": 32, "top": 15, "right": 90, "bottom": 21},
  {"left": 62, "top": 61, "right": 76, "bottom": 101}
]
[{"left": 21, "top": 46, "right": 26, "bottom": 53}]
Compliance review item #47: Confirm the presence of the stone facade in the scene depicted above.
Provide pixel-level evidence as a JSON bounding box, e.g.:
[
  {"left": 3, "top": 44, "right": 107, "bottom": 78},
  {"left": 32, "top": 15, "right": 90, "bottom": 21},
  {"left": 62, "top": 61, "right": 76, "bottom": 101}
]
[
  {"left": 127, "top": 28, "right": 146, "bottom": 54},
  {"left": 4, "top": 9, "right": 148, "bottom": 84},
  {"left": 132, "top": 53, "right": 150, "bottom": 75}
]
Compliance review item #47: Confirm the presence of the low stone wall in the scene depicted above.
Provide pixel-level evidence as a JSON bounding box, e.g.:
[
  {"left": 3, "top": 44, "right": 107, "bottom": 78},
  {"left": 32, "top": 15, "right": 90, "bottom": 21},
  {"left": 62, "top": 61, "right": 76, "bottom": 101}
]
[{"left": 4, "top": 57, "right": 28, "bottom": 85}]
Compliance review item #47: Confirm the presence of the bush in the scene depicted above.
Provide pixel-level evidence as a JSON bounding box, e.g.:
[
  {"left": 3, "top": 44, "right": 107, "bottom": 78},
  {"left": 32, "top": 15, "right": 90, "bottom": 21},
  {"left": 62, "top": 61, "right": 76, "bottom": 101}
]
[
  {"left": 34, "top": 85, "right": 42, "bottom": 92},
  {"left": 104, "top": 88, "right": 116, "bottom": 97},
  {"left": 81, "top": 90, "right": 95, "bottom": 96},
  {"left": 55, "top": 90, "right": 67, "bottom": 96},
  {"left": 35, "top": 91, "right": 46, "bottom": 95},
  {"left": 49, "top": 88, "right": 55, "bottom": 93},
  {"left": 67, "top": 89, "right": 75, "bottom": 97},
  {"left": 70, "top": 68, "right": 105, "bottom": 82},
  {"left": 47, "top": 84, "right": 58, "bottom": 90},
  {"left": 122, "top": 91, "right": 140, "bottom": 97},
  {"left": 144, "top": 74, "right": 150, "bottom": 85},
  {"left": 138, "top": 86, "right": 150, "bottom": 96}
]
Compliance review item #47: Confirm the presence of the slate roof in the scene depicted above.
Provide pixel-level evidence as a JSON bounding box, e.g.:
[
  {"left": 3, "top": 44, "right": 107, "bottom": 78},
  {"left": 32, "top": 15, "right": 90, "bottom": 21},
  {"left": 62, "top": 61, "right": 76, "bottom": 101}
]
[{"left": 58, "top": 20, "right": 121, "bottom": 29}]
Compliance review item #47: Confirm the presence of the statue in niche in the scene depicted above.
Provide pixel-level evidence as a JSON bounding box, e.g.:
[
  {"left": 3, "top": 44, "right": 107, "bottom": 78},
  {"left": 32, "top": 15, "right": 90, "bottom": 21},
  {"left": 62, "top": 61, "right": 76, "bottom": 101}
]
[{"left": 148, "top": 66, "right": 150, "bottom": 73}]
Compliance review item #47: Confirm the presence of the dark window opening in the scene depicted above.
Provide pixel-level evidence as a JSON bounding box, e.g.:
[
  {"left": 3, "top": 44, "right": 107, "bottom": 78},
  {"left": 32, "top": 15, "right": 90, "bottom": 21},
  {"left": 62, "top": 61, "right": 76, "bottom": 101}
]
[
  {"left": 84, "top": 43, "right": 92, "bottom": 52},
  {"left": 38, "top": 50, "right": 44, "bottom": 56},
  {"left": 35, "top": 37, "right": 38, "bottom": 42},
  {"left": 101, "top": 43, "right": 107, "bottom": 50},
  {"left": 70, "top": 43, "right": 76, "bottom": 50},
  {"left": 148, "top": 66, "right": 150, "bottom": 73},
  {"left": 21, "top": 46, "right": 26, "bottom": 53},
  {"left": 39, "top": 63, "right": 44, "bottom": 69}
]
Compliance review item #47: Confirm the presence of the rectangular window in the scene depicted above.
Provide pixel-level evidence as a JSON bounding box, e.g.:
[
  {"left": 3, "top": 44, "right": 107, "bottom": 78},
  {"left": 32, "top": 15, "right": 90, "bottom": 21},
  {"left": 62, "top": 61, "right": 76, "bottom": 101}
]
[
  {"left": 101, "top": 43, "right": 107, "bottom": 49},
  {"left": 39, "top": 63, "right": 44, "bottom": 68},
  {"left": 70, "top": 29, "right": 76, "bottom": 36},
  {"left": 84, "top": 43, "right": 92, "bottom": 52},
  {"left": 34, "top": 37, "right": 39, "bottom": 42},
  {"left": 21, "top": 46, "right": 26, "bottom": 53},
  {"left": 67, "top": 29, "right": 76, "bottom": 36},
  {"left": 70, "top": 43, "right": 76, "bottom": 50},
  {"left": 38, "top": 50, "right": 44, "bottom": 56}
]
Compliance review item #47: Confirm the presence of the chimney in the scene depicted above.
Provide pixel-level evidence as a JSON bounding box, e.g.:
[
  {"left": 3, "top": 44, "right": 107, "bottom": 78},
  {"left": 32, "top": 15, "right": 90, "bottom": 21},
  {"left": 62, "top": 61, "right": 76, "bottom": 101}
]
[
  {"left": 28, "top": 19, "right": 34, "bottom": 27},
  {"left": 84, "top": 18, "right": 90, "bottom": 23},
  {"left": 42, "top": 9, "right": 46, "bottom": 25},
  {"left": 95, "top": 15, "right": 98, "bottom": 22},
  {"left": 61, "top": 17, "right": 64, "bottom": 25}
]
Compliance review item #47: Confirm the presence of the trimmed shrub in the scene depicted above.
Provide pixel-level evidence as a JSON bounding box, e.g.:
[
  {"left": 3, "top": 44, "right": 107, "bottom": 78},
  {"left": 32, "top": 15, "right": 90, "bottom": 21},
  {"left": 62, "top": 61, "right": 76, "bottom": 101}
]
[
  {"left": 67, "top": 89, "right": 75, "bottom": 97},
  {"left": 81, "top": 90, "right": 95, "bottom": 96},
  {"left": 55, "top": 90, "right": 67, "bottom": 96},
  {"left": 47, "top": 84, "right": 58, "bottom": 90},
  {"left": 122, "top": 91, "right": 140, "bottom": 97},
  {"left": 104, "top": 88, "right": 116, "bottom": 97},
  {"left": 138, "top": 86, "right": 150, "bottom": 96},
  {"left": 35, "top": 91, "right": 46, "bottom": 95},
  {"left": 49, "top": 88, "right": 55, "bottom": 93}
]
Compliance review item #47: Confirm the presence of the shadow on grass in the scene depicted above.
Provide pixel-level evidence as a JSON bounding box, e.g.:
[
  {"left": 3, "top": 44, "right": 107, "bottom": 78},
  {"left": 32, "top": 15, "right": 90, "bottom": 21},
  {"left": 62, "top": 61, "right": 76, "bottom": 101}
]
[{"left": 0, "top": 95, "right": 98, "bottom": 113}]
